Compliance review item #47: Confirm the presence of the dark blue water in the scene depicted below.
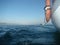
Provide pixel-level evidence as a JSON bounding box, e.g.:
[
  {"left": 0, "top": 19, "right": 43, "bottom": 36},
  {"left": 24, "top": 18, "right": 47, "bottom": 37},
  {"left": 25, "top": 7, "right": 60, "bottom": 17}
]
[{"left": 0, "top": 25, "right": 60, "bottom": 45}]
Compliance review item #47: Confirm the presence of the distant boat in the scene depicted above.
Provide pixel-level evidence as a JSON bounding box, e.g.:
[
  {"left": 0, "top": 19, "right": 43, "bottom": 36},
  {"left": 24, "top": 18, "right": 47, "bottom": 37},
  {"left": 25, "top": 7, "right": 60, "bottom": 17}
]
[
  {"left": 40, "top": 23, "right": 46, "bottom": 26},
  {"left": 40, "top": 24, "right": 44, "bottom": 26}
]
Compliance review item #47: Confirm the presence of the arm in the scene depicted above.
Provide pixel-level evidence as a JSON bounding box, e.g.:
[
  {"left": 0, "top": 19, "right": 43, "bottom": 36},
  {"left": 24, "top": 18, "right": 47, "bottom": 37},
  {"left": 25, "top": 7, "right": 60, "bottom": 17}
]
[{"left": 45, "top": 0, "right": 51, "bottom": 22}]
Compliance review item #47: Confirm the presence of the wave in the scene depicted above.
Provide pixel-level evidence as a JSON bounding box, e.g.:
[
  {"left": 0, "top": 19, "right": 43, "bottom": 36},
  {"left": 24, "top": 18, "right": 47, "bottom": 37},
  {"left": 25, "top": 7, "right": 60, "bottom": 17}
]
[{"left": 0, "top": 25, "right": 58, "bottom": 45}]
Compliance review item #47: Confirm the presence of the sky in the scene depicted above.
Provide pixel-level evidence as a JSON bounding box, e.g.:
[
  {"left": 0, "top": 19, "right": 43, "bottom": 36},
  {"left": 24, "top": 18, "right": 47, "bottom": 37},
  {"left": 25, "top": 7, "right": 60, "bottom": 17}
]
[{"left": 0, "top": 0, "right": 52, "bottom": 25}]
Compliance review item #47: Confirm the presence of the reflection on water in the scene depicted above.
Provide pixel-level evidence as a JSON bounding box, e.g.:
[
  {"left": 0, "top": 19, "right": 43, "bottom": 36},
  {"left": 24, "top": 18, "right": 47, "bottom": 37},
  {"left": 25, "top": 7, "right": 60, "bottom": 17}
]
[{"left": 0, "top": 24, "right": 60, "bottom": 45}]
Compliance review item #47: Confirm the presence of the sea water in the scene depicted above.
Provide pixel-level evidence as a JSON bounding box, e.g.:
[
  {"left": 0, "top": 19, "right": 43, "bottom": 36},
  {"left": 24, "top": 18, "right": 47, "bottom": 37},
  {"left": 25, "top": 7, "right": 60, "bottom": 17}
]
[{"left": 0, "top": 24, "right": 59, "bottom": 45}]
